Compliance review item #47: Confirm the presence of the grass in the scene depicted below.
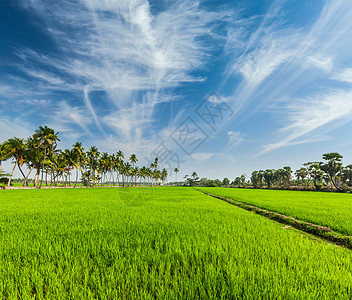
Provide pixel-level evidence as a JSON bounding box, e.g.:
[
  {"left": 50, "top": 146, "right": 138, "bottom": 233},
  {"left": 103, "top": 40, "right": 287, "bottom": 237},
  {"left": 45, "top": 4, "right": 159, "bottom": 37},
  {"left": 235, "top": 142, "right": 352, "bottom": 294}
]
[
  {"left": 197, "top": 187, "right": 352, "bottom": 236},
  {"left": 0, "top": 187, "right": 352, "bottom": 298}
]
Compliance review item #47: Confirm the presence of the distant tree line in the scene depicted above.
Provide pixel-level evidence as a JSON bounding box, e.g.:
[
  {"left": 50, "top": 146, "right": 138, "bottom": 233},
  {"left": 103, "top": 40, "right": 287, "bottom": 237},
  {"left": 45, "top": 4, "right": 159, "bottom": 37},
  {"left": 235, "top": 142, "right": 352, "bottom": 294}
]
[
  {"left": 249, "top": 153, "right": 351, "bottom": 192},
  {"left": 0, "top": 126, "right": 168, "bottom": 189},
  {"left": 183, "top": 153, "right": 352, "bottom": 193}
]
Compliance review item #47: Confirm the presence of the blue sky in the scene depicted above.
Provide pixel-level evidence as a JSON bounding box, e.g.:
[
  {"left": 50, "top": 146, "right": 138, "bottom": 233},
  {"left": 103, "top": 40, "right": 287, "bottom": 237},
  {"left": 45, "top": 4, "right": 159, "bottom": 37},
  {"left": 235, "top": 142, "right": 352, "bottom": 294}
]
[{"left": 1, "top": 0, "right": 352, "bottom": 180}]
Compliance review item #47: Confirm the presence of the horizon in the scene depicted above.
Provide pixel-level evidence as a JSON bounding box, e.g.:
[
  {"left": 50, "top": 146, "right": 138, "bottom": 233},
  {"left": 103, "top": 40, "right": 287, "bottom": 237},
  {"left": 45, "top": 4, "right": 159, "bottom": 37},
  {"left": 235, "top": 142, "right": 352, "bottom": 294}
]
[{"left": 1, "top": 0, "right": 352, "bottom": 180}]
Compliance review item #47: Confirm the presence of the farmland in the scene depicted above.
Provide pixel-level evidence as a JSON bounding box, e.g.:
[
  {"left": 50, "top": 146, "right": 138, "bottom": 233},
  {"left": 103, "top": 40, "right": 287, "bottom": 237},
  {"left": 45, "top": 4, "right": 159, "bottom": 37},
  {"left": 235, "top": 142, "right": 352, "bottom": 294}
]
[
  {"left": 198, "top": 187, "right": 352, "bottom": 236},
  {"left": 1, "top": 187, "right": 352, "bottom": 298}
]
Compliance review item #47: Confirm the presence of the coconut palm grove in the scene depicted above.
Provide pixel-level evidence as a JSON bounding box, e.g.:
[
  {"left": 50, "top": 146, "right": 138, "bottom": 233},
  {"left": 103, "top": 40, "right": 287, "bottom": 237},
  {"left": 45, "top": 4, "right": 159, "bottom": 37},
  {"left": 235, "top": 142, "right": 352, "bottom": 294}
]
[{"left": 2, "top": 0, "right": 352, "bottom": 298}]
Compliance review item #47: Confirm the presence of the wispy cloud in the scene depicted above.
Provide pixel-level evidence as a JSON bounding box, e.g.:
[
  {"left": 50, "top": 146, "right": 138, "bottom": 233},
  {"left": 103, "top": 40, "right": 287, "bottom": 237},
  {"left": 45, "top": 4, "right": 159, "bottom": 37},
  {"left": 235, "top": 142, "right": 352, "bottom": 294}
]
[
  {"left": 12, "top": 0, "right": 227, "bottom": 149},
  {"left": 223, "top": 0, "right": 352, "bottom": 155},
  {"left": 191, "top": 152, "right": 214, "bottom": 161},
  {"left": 262, "top": 87, "right": 352, "bottom": 154}
]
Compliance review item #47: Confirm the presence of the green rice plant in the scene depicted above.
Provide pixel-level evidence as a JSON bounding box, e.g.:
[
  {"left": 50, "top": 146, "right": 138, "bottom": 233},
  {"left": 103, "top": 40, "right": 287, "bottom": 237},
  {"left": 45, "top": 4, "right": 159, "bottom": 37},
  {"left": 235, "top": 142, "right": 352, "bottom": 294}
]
[
  {"left": 198, "top": 187, "right": 352, "bottom": 235},
  {"left": 0, "top": 187, "right": 352, "bottom": 298}
]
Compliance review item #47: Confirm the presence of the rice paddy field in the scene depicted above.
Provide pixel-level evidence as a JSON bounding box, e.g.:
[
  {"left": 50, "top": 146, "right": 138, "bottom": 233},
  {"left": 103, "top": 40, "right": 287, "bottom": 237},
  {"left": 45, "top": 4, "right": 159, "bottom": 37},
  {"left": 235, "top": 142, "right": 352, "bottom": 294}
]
[
  {"left": 198, "top": 187, "right": 352, "bottom": 236},
  {"left": 1, "top": 187, "right": 352, "bottom": 298}
]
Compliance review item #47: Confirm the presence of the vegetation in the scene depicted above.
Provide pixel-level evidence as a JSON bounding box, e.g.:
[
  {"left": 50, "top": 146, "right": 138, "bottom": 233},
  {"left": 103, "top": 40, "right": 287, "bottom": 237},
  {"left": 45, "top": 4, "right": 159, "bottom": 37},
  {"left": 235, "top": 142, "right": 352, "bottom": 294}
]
[
  {"left": 0, "top": 126, "right": 168, "bottom": 189},
  {"left": 249, "top": 153, "right": 351, "bottom": 191},
  {"left": 1, "top": 187, "right": 352, "bottom": 298},
  {"left": 186, "top": 153, "right": 351, "bottom": 193},
  {"left": 197, "top": 187, "right": 352, "bottom": 236}
]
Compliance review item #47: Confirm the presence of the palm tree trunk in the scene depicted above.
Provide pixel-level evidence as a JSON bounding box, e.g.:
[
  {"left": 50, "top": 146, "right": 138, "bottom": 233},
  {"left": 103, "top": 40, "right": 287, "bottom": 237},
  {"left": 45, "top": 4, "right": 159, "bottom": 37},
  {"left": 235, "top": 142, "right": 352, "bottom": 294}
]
[
  {"left": 7, "top": 158, "right": 19, "bottom": 187},
  {"left": 34, "top": 167, "right": 40, "bottom": 188},
  {"left": 74, "top": 169, "right": 78, "bottom": 188},
  {"left": 23, "top": 165, "right": 34, "bottom": 187},
  {"left": 39, "top": 147, "right": 47, "bottom": 188},
  {"left": 17, "top": 163, "right": 26, "bottom": 180}
]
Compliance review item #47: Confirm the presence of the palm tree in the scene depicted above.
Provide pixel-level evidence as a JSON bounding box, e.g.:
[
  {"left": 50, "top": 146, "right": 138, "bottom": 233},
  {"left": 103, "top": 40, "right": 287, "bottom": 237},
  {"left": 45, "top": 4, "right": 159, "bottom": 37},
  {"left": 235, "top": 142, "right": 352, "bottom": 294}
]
[
  {"left": 139, "top": 166, "right": 146, "bottom": 185},
  {"left": 146, "top": 167, "right": 152, "bottom": 186},
  {"left": 24, "top": 135, "right": 44, "bottom": 188},
  {"left": 129, "top": 154, "right": 138, "bottom": 166},
  {"left": 174, "top": 168, "right": 179, "bottom": 184},
  {"left": 151, "top": 157, "right": 159, "bottom": 170},
  {"left": 34, "top": 126, "right": 60, "bottom": 188},
  {"left": 86, "top": 146, "right": 100, "bottom": 186},
  {"left": 72, "top": 142, "right": 85, "bottom": 188},
  {"left": 129, "top": 154, "right": 138, "bottom": 185},
  {"left": 0, "top": 142, "right": 10, "bottom": 168},
  {"left": 154, "top": 169, "right": 161, "bottom": 185},
  {"left": 161, "top": 168, "right": 168, "bottom": 184},
  {"left": 99, "top": 152, "right": 110, "bottom": 186},
  {"left": 3, "top": 137, "right": 27, "bottom": 187}
]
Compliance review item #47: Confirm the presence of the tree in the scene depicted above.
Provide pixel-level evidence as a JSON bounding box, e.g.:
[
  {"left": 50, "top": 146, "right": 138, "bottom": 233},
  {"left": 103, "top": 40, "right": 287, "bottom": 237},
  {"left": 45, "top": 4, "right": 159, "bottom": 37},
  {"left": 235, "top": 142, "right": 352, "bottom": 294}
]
[
  {"left": 34, "top": 126, "right": 60, "bottom": 188},
  {"left": 86, "top": 146, "right": 100, "bottom": 186},
  {"left": 232, "top": 177, "right": 241, "bottom": 187},
  {"left": 282, "top": 166, "right": 292, "bottom": 188},
  {"left": 240, "top": 174, "right": 246, "bottom": 187},
  {"left": 321, "top": 152, "right": 343, "bottom": 191},
  {"left": 129, "top": 154, "right": 138, "bottom": 185},
  {"left": 295, "top": 167, "right": 308, "bottom": 187},
  {"left": 174, "top": 168, "right": 179, "bottom": 183},
  {"left": 341, "top": 165, "right": 352, "bottom": 187},
  {"left": 3, "top": 137, "right": 27, "bottom": 187},
  {"left": 161, "top": 168, "right": 168, "bottom": 184},
  {"left": 0, "top": 142, "right": 10, "bottom": 168},
  {"left": 0, "top": 166, "right": 10, "bottom": 187},
  {"left": 72, "top": 142, "right": 85, "bottom": 188},
  {"left": 222, "top": 177, "right": 230, "bottom": 186},
  {"left": 309, "top": 162, "right": 324, "bottom": 190},
  {"left": 251, "top": 171, "right": 259, "bottom": 188},
  {"left": 185, "top": 171, "right": 199, "bottom": 187},
  {"left": 264, "top": 169, "right": 274, "bottom": 188}
]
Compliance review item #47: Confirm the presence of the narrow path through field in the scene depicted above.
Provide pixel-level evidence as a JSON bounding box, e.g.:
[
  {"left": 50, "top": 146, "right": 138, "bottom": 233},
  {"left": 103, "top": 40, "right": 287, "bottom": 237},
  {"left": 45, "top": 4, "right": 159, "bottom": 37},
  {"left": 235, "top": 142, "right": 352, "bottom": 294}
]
[{"left": 197, "top": 189, "right": 352, "bottom": 250}]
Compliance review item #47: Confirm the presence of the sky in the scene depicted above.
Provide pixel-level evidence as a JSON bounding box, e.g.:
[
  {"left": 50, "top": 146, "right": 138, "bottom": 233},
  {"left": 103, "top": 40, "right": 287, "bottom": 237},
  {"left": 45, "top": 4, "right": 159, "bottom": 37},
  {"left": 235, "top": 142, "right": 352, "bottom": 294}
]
[{"left": 1, "top": 0, "right": 352, "bottom": 181}]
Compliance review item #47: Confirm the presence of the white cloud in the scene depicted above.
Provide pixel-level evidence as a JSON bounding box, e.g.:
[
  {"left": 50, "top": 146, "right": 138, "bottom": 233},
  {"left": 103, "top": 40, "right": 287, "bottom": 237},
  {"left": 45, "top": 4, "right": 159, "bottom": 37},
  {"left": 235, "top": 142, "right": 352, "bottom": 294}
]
[
  {"left": 332, "top": 68, "right": 352, "bottom": 84},
  {"left": 223, "top": 0, "right": 352, "bottom": 155},
  {"left": 227, "top": 131, "right": 243, "bottom": 144},
  {"left": 45, "top": 101, "right": 93, "bottom": 137},
  {"left": 0, "top": 117, "right": 34, "bottom": 142},
  {"left": 262, "top": 88, "right": 352, "bottom": 153},
  {"left": 13, "top": 0, "right": 226, "bottom": 148},
  {"left": 191, "top": 152, "right": 214, "bottom": 161},
  {"left": 307, "top": 55, "right": 334, "bottom": 73}
]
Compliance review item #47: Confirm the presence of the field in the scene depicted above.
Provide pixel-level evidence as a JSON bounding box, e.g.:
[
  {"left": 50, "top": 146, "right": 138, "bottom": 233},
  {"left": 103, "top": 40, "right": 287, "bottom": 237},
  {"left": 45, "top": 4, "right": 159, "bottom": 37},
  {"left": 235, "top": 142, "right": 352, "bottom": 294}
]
[
  {"left": 1, "top": 187, "right": 352, "bottom": 298},
  {"left": 198, "top": 187, "right": 352, "bottom": 235}
]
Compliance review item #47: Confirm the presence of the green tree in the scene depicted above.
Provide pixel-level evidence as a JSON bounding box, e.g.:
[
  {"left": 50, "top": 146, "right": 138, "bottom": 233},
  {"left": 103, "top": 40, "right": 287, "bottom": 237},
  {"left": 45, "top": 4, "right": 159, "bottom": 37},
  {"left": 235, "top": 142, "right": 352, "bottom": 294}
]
[
  {"left": 233, "top": 177, "right": 241, "bottom": 187},
  {"left": 321, "top": 152, "right": 343, "bottom": 191},
  {"left": 71, "top": 142, "right": 85, "bottom": 188},
  {"left": 264, "top": 169, "right": 274, "bottom": 188},
  {"left": 282, "top": 166, "right": 292, "bottom": 188},
  {"left": 222, "top": 177, "right": 230, "bottom": 186},
  {"left": 86, "top": 146, "right": 100, "bottom": 187},
  {"left": 34, "top": 126, "right": 60, "bottom": 188},
  {"left": 295, "top": 167, "right": 308, "bottom": 187},
  {"left": 3, "top": 137, "right": 27, "bottom": 187},
  {"left": 174, "top": 168, "right": 179, "bottom": 183},
  {"left": 250, "top": 171, "right": 259, "bottom": 188},
  {"left": 161, "top": 168, "right": 168, "bottom": 184}
]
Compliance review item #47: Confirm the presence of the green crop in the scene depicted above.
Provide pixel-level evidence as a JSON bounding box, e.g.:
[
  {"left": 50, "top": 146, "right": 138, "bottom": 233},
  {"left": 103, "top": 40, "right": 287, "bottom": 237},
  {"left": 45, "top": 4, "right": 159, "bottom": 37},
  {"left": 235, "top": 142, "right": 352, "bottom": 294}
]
[
  {"left": 0, "top": 187, "right": 352, "bottom": 298},
  {"left": 198, "top": 187, "right": 352, "bottom": 235}
]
